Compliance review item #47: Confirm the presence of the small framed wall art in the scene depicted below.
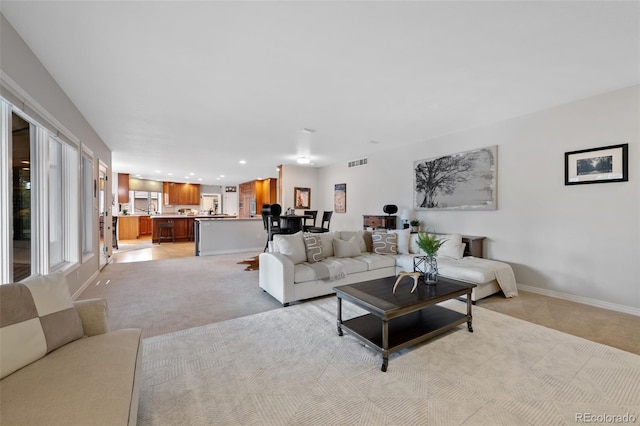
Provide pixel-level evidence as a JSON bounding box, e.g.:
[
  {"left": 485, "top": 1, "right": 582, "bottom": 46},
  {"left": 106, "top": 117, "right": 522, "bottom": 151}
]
[
  {"left": 565, "top": 143, "right": 628, "bottom": 185},
  {"left": 334, "top": 183, "right": 346, "bottom": 213},
  {"left": 294, "top": 187, "right": 311, "bottom": 209}
]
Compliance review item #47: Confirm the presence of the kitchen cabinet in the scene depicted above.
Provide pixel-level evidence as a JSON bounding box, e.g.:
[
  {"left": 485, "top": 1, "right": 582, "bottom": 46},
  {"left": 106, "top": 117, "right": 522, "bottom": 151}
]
[
  {"left": 118, "top": 215, "right": 140, "bottom": 239},
  {"left": 238, "top": 181, "right": 255, "bottom": 219},
  {"left": 139, "top": 215, "right": 152, "bottom": 236},
  {"left": 238, "top": 178, "right": 277, "bottom": 218},
  {"left": 163, "top": 182, "right": 200, "bottom": 205},
  {"left": 151, "top": 217, "right": 195, "bottom": 243},
  {"left": 118, "top": 173, "right": 130, "bottom": 203}
]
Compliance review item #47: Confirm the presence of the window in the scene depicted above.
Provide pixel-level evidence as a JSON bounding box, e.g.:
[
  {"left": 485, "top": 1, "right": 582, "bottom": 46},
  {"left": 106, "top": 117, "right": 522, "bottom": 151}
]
[
  {"left": 47, "top": 135, "right": 78, "bottom": 269},
  {"left": 82, "top": 154, "right": 94, "bottom": 255},
  {"left": 1, "top": 98, "right": 80, "bottom": 281},
  {"left": 49, "top": 136, "right": 63, "bottom": 267}
]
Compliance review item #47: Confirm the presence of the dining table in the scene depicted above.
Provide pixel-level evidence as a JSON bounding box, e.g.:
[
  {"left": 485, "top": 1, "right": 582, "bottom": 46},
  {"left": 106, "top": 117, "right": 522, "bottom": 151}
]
[{"left": 279, "top": 214, "right": 313, "bottom": 233}]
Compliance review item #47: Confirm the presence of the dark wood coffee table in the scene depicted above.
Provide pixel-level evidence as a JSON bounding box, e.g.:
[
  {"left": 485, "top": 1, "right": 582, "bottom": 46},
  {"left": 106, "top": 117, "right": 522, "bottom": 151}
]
[{"left": 333, "top": 276, "right": 476, "bottom": 372}]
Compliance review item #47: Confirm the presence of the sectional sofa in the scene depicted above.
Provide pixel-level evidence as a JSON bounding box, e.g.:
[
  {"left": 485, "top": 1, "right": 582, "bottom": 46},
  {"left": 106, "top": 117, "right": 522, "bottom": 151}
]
[
  {"left": 0, "top": 271, "right": 142, "bottom": 426},
  {"left": 259, "top": 229, "right": 517, "bottom": 306}
]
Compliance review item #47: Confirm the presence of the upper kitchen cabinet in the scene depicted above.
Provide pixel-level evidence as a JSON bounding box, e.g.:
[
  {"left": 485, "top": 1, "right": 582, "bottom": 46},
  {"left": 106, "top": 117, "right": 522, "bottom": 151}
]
[
  {"left": 117, "top": 173, "right": 130, "bottom": 203},
  {"left": 163, "top": 182, "right": 200, "bottom": 205}
]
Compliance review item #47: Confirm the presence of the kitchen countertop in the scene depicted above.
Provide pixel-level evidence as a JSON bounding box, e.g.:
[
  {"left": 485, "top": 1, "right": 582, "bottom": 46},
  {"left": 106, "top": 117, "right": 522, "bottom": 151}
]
[{"left": 150, "top": 214, "right": 246, "bottom": 219}]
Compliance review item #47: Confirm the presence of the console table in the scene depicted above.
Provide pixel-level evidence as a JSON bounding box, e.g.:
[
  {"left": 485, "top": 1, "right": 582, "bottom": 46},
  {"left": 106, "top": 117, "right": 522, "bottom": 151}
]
[{"left": 363, "top": 215, "right": 397, "bottom": 230}]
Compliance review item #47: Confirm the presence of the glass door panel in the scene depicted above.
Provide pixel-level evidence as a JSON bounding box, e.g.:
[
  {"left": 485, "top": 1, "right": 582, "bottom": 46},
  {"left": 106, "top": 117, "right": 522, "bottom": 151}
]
[{"left": 12, "top": 112, "right": 32, "bottom": 281}]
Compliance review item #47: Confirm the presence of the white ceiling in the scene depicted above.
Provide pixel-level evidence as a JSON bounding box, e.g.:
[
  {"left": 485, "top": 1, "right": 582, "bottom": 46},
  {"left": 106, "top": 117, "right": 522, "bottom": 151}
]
[{"left": 2, "top": 1, "right": 639, "bottom": 185}]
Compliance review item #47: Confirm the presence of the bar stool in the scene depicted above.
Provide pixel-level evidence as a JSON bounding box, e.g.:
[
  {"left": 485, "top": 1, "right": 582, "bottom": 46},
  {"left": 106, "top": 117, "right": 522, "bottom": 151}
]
[{"left": 159, "top": 221, "right": 175, "bottom": 244}]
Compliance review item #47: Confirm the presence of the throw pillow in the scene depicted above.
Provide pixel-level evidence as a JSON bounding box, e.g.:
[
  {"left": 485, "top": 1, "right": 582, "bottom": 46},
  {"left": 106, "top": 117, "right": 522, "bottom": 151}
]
[
  {"left": 333, "top": 236, "right": 362, "bottom": 258},
  {"left": 317, "top": 232, "right": 335, "bottom": 258},
  {"left": 389, "top": 229, "right": 410, "bottom": 254},
  {"left": 272, "top": 232, "right": 307, "bottom": 264},
  {"left": 0, "top": 271, "right": 84, "bottom": 379},
  {"left": 409, "top": 232, "right": 422, "bottom": 254},
  {"left": 437, "top": 233, "right": 464, "bottom": 259},
  {"left": 372, "top": 232, "right": 398, "bottom": 255},
  {"left": 338, "top": 231, "right": 367, "bottom": 253},
  {"left": 303, "top": 234, "right": 324, "bottom": 263}
]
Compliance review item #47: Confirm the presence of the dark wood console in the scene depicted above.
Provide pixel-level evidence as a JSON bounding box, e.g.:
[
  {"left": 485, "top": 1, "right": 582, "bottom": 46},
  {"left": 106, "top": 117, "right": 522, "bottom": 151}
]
[{"left": 363, "top": 215, "right": 397, "bottom": 230}]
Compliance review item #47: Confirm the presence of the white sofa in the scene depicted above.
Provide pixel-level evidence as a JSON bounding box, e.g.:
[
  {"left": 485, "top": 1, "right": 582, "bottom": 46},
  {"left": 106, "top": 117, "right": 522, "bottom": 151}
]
[{"left": 259, "top": 230, "right": 517, "bottom": 306}]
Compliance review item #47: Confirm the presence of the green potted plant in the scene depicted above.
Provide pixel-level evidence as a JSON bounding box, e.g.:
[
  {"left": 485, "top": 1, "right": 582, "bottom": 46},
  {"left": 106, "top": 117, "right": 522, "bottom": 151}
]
[
  {"left": 415, "top": 232, "right": 447, "bottom": 284},
  {"left": 409, "top": 219, "right": 420, "bottom": 232}
]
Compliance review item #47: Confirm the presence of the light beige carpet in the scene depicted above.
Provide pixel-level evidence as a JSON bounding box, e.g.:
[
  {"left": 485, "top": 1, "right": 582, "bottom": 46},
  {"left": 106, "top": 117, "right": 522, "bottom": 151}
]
[
  {"left": 79, "top": 253, "right": 281, "bottom": 338},
  {"left": 138, "top": 298, "right": 640, "bottom": 425}
]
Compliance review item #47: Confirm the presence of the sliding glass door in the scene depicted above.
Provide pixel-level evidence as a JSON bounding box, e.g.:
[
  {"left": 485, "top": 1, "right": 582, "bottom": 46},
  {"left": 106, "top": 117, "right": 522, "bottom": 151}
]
[{"left": 11, "top": 112, "right": 33, "bottom": 281}]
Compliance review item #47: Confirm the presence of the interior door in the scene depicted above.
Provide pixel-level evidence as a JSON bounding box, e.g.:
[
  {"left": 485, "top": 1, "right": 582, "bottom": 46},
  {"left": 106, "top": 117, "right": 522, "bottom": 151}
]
[{"left": 98, "top": 165, "right": 109, "bottom": 269}]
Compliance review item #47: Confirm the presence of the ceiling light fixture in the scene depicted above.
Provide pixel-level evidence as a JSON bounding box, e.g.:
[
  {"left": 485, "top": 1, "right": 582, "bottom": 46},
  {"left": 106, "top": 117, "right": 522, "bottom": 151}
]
[{"left": 296, "top": 156, "right": 311, "bottom": 165}]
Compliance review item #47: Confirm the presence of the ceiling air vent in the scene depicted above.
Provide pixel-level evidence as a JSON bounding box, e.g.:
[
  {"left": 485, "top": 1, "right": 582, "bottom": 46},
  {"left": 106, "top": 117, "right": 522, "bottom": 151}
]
[{"left": 348, "top": 157, "right": 368, "bottom": 168}]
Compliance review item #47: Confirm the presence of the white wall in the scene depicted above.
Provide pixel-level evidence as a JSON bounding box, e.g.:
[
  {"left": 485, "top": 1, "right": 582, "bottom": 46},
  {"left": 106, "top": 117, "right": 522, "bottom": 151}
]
[
  {"left": 1, "top": 15, "right": 112, "bottom": 295},
  {"left": 280, "top": 164, "right": 319, "bottom": 214},
  {"left": 317, "top": 86, "right": 639, "bottom": 312}
]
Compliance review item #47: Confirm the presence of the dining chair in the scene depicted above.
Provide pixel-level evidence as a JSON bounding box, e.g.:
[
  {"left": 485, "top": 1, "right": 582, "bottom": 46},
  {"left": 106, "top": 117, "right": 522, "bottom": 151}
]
[
  {"left": 308, "top": 211, "right": 332, "bottom": 233},
  {"left": 302, "top": 210, "right": 317, "bottom": 232},
  {"left": 261, "top": 204, "right": 291, "bottom": 251}
]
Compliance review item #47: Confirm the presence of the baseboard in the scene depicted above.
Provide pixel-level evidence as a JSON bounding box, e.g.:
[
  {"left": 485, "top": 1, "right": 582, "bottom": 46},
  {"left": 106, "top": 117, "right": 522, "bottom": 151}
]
[
  {"left": 198, "top": 247, "right": 263, "bottom": 256},
  {"left": 71, "top": 270, "right": 99, "bottom": 300},
  {"left": 517, "top": 283, "right": 640, "bottom": 317}
]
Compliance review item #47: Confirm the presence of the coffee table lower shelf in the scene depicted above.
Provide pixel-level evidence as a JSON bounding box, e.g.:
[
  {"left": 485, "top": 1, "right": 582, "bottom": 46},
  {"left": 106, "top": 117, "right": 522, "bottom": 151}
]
[{"left": 339, "top": 305, "right": 469, "bottom": 371}]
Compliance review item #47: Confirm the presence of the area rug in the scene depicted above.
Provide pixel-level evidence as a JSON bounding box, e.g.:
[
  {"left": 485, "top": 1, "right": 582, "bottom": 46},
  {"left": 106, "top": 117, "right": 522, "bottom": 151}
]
[
  {"left": 138, "top": 298, "right": 640, "bottom": 425},
  {"left": 237, "top": 255, "right": 260, "bottom": 271}
]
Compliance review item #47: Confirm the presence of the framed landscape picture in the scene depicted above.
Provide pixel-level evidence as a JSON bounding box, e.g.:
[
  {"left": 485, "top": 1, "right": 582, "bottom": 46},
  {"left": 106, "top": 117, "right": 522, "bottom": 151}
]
[
  {"left": 565, "top": 143, "right": 628, "bottom": 185},
  {"left": 294, "top": 187, "right": 310, "bottom": 209},
  {"left": 334, "top": 183, "right": 346, "bottom": 213}
]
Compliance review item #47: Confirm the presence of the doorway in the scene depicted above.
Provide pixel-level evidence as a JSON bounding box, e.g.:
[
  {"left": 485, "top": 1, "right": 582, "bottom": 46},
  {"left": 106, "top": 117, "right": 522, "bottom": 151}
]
[
  {"left": 201, "top": 194, "right": 221, "bottom": 214},
  {"left": 98, "top": 164, "right": 110, "bottom": 270}
]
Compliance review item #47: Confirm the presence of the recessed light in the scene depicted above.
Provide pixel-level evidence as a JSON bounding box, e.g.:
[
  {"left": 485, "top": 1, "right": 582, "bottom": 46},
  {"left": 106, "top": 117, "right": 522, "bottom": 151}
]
[
  {"left": 155, "top": 170, "right": 161, "bottom": 173},
  {"left": 216, "top": 177, "right": 220, "bottom": 180},
  {"left": 219, "top": 174, "right": 225, "bottom": 178},
  {"left": 189, "top": 172, "right": 195, "bottom": 176},
  {"left": 198, "top": 178, "right": 203, "bottom": 182},
  {"left": 168, "top": 173, "right": 173, "bottom": 176},
  {"left": 239, "top": 160, "right": 246, "bottom": 164}
]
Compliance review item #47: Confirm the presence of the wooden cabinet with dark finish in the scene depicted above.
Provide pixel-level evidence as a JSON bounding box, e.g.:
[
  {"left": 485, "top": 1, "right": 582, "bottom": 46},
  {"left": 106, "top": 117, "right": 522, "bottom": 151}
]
[
  {"left": 151, "top": 217, "right": 195, "bottom": 243},
  {"left": 363, "top": 215, "right": 397, "bottom": 230},
  {"left": 139, "top": 215, "right": 152, "bottom": 236}
]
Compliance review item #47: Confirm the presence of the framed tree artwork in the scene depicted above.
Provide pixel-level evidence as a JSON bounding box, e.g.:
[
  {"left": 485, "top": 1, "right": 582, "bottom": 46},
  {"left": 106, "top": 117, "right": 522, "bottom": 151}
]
[
  {"left": 565, "top": 144, "right": 628, "bottom": 185},
  {"left": 294, "top": 187, "right": 310, "bottom": 209},
  {"left": 334, "top": 183, "right": 346, "bottom": 213},
  {"left": 414, "top": 145, "right": 497, "bottom": 211}
]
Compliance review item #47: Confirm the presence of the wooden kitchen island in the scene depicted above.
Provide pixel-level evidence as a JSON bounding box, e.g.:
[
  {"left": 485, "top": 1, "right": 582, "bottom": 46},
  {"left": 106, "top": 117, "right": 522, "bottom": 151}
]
[{"left": 151, "top": 214, "right": 236, "bottom": 244}]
